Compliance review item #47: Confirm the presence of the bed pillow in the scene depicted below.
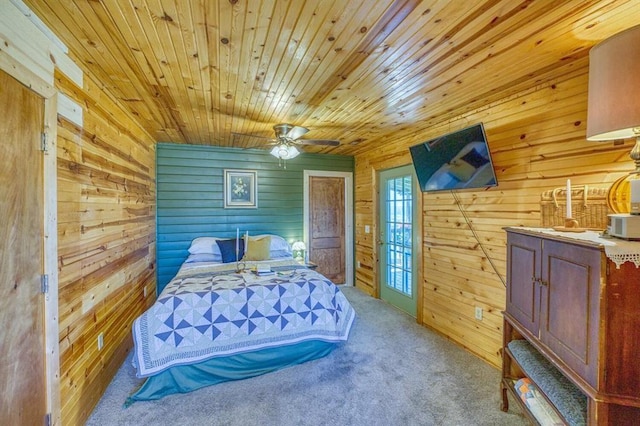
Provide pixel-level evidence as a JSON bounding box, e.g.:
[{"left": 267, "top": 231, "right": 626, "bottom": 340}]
[
  {"left": 268, "top": 235, "right": 293, "bottom": 254},
  {"left": 269, "top": 250, "right": 294, "bottom": 259},
  {"left": 216, "top": 238, "right": 245, "bottom": 263},
  {"left": 243, "top": 235, "right": 271, "bottom": 261},
  {"left": 248, "top": 234, "right": 293, "bottom": 257},
  {"left": 188, "top": 237, "right": 222, "bottom": 256},
  {"left": 267, "top": 234, "right": 291, "bottom": 252},
  {"left": 184, "top": 253, "right": 222, "bottom": 263},
  {"left": 460, "top": 148, "right": 489, "bottom": 168}
]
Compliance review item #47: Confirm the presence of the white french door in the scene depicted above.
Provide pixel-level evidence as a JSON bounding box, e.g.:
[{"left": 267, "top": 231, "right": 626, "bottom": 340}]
[{"left": 379, "top": 165, "right": 417, "bottom": 317}]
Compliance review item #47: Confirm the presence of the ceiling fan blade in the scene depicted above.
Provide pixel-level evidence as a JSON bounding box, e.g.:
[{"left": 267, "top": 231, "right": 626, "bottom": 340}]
[
  {"left": 273, "top": 123, "right": 310, "bottom": 140},
  {"left": 294, "top": 139, "right": 340, "bottom": 146},
  {"left": 285, "top": 126, "right": 309, "bottom": 140}
]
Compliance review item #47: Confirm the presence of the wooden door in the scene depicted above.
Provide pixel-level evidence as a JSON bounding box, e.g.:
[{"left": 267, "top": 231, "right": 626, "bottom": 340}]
[
  {"left": 309, "top": 176, "right": 345, "bottom": 283},
  {"left": 0, "top": 70, "right": 47, "bottom": 424}
]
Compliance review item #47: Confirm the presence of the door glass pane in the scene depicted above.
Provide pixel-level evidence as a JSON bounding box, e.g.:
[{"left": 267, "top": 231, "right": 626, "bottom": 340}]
[{"left": 385, "top": 175, "right": 412, "bottom": 296}]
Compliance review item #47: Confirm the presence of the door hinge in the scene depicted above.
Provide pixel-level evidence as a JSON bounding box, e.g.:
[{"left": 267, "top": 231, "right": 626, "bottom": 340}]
[
  {"left": 41, "top": 274, "right": 49, "bottom": 294},
  {"left": 41, "top": 132, "right": 48, "bottom": 152},
  {"left": 44, "top": 413, "right": 51, "bottom": 426}
]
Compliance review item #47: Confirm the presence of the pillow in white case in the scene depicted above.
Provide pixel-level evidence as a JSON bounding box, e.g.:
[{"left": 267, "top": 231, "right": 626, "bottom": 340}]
[
  {"left": 184, "top": 253, "right": 222, "bottom": 263},
  {"left": 253, "top": 234, "right": 292, "bottom": 254},
  {"left": 269, "top": 250, "right": 294, "bottom": 259},
  {"left": 187, "top": 237, "right": 222, "bottom": 255}
]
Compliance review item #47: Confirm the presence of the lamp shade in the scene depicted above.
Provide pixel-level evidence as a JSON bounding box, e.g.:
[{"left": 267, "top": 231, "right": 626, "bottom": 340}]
[
  {"left": 270, "top": 143, "right": 300, "bottom": 160},
  {"left": 586, "top": 25, "right": 640, "bottom": 141},
  {"left": 291, "top": 241, "right": 306, "bottom": 251}
]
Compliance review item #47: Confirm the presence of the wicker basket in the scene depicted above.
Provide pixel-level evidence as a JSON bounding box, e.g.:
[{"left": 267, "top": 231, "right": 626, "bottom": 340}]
[{"left": 540, "top": 186, "right": 612, "bottom": 230}]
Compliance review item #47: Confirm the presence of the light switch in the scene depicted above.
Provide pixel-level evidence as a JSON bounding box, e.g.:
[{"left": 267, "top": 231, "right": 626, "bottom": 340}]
[{"left": 364, "top": 225, "right": 370, "bottom": 234}]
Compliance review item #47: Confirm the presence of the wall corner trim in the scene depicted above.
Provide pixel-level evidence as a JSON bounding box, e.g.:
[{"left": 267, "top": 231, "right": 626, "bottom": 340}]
[
  {"left": 57, "top": 92, "right": 83, "bottom": 127},
  {"left": 1, "top": 1, "right": 83, "bottom": 89}
]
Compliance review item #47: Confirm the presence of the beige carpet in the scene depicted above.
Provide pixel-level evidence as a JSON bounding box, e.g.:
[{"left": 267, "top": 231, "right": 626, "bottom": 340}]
[{"left": 87, "top": 286, "right": 526, "bottom": 425}]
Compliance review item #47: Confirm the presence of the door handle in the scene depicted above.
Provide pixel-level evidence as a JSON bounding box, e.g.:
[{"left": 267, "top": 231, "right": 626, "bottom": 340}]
[{"left": 532, "top": 276, "right": 548, "bottom": 286}]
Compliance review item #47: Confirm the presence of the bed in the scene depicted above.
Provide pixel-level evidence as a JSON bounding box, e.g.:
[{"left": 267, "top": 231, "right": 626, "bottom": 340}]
[{"left": 126, "top": 234, "right": 355, "bottom": 404}]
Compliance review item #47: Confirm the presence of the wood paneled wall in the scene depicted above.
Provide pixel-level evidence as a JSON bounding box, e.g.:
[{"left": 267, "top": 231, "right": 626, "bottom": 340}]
[
  {"left": 354, "top": 59, "right": 635, "bottom": 368},
  {"left": 157, "top": 143, "right": 354, "bottom": 291},
  {"left": 55, "top": 71, "right": 156, "bottom": 425}
]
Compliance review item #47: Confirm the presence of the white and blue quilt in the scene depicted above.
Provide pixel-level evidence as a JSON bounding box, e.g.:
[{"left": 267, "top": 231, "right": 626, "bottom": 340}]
[{"left": 132, "top": 260, "right": 355, "bottom": 378}]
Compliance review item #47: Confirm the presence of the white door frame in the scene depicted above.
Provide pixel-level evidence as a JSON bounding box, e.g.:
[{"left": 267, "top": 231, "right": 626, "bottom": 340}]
[{"left": 303, "top": 170, "right": 354, "bottom": 286}]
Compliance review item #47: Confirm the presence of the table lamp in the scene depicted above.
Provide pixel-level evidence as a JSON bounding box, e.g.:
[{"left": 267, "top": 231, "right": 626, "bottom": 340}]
[{"left": 292, "top": 241, "right": 306, "bottom": 262}]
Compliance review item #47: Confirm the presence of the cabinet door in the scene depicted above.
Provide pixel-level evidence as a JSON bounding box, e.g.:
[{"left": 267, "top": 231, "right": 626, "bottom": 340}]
[
  {"left": 506, "top": 232, "right": 541, "bottom": 337},
  {"left": 604, "top": 261, "right": 640, "bottom": 398},
  {"left": 540, "top": 240, "right": 601, "bottom": 387}
]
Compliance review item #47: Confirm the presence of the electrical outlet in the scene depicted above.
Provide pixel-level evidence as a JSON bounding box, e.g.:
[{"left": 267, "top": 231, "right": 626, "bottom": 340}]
[
  {"left": 357, "top": 261, "right": 361, "bottom": 268},
  {"left": 97, "top": 332, "right": 104, "bottom": 351},
  {"left": 364, "top": 225, "right": 370, "bottom": 234},
  {"left": 474, "top": 306, "right": 483, "bottom": 321}
]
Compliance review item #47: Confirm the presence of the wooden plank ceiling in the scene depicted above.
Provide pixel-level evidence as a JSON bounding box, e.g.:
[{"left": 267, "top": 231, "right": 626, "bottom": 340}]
[{"left": 24, "top": 0, "right": 640, "bottom": 155}]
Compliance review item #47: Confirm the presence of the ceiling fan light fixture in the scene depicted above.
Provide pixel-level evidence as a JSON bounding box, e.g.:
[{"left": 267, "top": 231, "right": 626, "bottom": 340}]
[{"left": 270, "top": 143, "right": 300, "bottom": 160}]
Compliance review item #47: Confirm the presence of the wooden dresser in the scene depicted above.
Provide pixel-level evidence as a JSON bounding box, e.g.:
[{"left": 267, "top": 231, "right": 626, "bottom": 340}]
[{"left": 501, "top": 227, "right": 640, "bottom": 425}]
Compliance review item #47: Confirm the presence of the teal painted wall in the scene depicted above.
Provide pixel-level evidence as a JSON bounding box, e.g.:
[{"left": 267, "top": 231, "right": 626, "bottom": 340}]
[{"left": 156, "top": 143, "right": 354, "bottom": 292}]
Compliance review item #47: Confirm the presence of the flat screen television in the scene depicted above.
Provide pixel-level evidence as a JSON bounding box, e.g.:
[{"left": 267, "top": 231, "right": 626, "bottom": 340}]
[{"left": 409, "top": 123, "right": 498, "bottom": 192}]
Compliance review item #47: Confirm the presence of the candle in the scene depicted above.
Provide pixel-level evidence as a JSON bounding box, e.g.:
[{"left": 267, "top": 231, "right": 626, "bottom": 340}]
[
  {"left": 236, "top": 228, "right": 239, "bottom": 259},
  {"left": 566, "top": 179, "right": 572, "bottom": 219}
]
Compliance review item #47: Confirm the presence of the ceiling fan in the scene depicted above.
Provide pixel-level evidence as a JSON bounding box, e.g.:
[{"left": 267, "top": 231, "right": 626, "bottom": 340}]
[{"left": 233, "top": 124, "right": 340, "bottom": 166}]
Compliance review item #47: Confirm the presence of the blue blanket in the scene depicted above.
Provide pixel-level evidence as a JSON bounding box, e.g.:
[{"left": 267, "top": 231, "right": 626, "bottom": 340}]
[{"left": 132, "top": 261, "right": 355, "bottom": 378}]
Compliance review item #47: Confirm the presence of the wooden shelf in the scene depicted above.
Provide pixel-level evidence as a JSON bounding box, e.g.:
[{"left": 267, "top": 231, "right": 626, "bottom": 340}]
[
  {"left": 502, "top": 339, "right": 580, "bottom": 425},
  {"left": 501, "top": 377, "right": 544, "bottom": 426}
]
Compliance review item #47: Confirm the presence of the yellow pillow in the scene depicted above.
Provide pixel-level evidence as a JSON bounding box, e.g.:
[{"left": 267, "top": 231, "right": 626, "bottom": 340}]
[{"left": 243, "top": 235, "right": 271, "bottom": 261}]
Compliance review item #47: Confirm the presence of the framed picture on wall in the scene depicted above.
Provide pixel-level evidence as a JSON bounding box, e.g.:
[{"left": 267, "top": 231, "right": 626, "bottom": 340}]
[{"left": 224, "top": 169, "right": 258, "bottom": 208}]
